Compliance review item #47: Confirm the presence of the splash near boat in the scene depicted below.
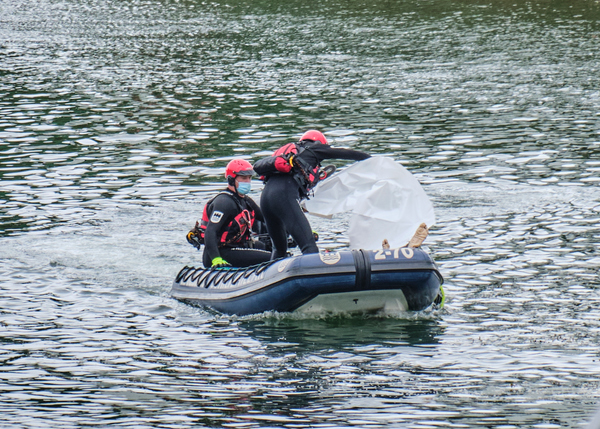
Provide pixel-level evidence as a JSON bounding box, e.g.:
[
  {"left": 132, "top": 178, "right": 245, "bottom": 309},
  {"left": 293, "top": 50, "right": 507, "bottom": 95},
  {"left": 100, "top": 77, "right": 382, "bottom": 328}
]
[{"left": 170, "top": 247, "right": 444, "bottom": 316}]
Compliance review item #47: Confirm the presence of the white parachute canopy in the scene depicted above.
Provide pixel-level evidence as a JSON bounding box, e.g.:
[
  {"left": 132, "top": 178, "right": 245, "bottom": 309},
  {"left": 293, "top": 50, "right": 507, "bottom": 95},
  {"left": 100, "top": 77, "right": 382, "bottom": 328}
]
[{"left": 303, "top": 156, "right": 436, "bottom": 250}]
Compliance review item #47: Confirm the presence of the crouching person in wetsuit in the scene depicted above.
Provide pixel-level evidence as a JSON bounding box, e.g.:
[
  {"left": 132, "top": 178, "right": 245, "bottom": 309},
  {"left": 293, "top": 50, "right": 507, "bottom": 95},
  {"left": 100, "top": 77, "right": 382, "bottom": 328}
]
[
  {"left": 187, "top": 159, "right": 271, "bottom": 269},
  {"left": 253, "top": 130, "right": 370, "bottom": 259}
]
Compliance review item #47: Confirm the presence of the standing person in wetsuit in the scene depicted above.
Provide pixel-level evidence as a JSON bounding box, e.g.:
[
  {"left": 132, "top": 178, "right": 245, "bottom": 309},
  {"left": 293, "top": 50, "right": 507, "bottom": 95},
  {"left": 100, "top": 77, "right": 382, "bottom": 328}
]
[
  {"left": 186, "top": 159, "right": 271, "bottom": 268},
  {"left": 253, "top": 130, "right": 370, "bottom": 259}
]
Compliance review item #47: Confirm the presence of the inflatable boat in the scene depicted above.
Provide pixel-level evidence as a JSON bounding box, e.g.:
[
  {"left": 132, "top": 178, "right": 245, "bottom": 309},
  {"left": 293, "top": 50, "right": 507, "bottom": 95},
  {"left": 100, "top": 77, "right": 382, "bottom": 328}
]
[{"left": 171, "top": 247, "right": 444, "bottom": 316}]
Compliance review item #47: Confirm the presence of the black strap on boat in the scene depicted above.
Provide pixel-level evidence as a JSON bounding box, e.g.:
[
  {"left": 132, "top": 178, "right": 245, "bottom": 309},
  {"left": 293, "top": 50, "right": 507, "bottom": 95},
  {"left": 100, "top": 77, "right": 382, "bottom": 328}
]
[
  {"left": 351, "top": 249, "right": 371, "bottom": 290},
  {"left": 360, "top": 249, "right": 371, "bottom": 290}
]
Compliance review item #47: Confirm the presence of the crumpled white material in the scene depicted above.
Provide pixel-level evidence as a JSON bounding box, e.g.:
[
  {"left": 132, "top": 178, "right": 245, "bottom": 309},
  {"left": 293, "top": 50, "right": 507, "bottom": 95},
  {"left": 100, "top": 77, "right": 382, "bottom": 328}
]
[{"left": 303, "top": 156, "right": 436, "bottom": 250}]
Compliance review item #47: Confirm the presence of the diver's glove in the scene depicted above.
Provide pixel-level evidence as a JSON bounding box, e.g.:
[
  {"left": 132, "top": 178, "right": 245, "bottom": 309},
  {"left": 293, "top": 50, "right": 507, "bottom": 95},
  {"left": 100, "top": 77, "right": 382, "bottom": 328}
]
[{"left": 211, "top": 257, "right": 232, "bottom": 268}]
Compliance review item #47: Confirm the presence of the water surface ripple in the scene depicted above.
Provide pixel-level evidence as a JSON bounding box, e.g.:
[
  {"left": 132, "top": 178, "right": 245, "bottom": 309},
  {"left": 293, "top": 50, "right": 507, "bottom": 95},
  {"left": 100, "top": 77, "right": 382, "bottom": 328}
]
[{"left": 1, "top": 0, "right": 600, "bottom": 427}]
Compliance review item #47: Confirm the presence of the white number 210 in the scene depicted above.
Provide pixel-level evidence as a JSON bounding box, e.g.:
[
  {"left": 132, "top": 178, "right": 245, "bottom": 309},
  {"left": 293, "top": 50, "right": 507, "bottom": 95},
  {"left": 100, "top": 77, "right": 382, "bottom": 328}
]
[{"left": 373, "top": 247, "right": 414, "bottom": 260}]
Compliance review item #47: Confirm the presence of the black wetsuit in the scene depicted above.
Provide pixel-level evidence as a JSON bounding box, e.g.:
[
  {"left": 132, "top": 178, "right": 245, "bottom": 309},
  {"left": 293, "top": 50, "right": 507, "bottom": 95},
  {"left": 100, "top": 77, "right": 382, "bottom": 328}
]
[
  {"left": 254, "top": 142, "right": 370, "bottom": 259},
  {"left": 202, "top": 190, "right": 271, "bottom": 268}
]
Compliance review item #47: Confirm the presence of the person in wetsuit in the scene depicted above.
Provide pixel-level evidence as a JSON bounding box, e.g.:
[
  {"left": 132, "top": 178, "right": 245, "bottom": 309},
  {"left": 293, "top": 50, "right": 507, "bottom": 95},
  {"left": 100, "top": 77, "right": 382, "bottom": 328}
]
[
  {"left": 187, "top": 159, "right": 271, "bottom": 268},
  {"left": 253, "top": 130, "right": 370, "bottom": 259}
]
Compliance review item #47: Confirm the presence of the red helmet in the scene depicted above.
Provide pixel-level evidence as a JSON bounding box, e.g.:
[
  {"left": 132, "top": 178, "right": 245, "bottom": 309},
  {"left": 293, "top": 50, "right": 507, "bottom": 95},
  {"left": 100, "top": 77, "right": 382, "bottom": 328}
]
[
  {"left": 300, "top": 130, "right": 328, "bottom": 145},
  {"left": 225, "top": 159, "right": 254, "bottom": 179}
]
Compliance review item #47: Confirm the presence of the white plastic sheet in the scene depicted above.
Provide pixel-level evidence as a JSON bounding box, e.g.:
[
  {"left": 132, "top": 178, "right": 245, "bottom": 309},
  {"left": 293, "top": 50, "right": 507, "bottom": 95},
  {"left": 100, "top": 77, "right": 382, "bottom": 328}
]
[{"left": 304, "top": 156, "right": 436, "bottom": 250}]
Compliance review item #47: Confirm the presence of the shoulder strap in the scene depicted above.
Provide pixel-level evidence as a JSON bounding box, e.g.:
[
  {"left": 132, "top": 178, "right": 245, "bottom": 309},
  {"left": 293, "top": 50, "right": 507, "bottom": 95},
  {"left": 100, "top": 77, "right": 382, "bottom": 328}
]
[
  {"left": 274, "top": 142, "right": 308, "bottom": 157},
  {"left": 294, "top": 142, "right": 308, "bottom": 157},
  {"left": 210, "top": 189, "right": 244, "bottom": 211},
  {"left": 203, "top": 190, "right": 242, "bottom": 219}
]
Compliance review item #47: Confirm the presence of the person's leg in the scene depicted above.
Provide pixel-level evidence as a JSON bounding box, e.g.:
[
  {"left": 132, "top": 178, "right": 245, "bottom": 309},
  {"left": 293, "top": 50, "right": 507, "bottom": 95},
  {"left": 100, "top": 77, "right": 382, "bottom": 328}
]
[
  {"left": 220, "top": 247, "right": 271, "bottom": 267},
  {"left": 283, "top": 201, "right": 318, "bottom": 254},
  {"left": 260, "top": 175, "right": 319, "bottom": 257},
  {"left": 202, "top": 249, "right": 211, "bottom": 268},
  {"left": 261, "top": 206, "right": 289, "bottom": 259},
  {"left": 260, "top": 179, "right": 292, "bottom": 259}
]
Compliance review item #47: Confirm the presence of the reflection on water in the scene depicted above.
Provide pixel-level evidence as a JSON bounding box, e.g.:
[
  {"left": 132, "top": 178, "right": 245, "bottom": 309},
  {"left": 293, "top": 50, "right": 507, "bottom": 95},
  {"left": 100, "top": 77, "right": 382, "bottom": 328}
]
[
  {"left": 242, "top": 315, "right": 444, "bottom": 350},
  {"left": 2, "top": 0, "right": 600, "bottom": 427}
]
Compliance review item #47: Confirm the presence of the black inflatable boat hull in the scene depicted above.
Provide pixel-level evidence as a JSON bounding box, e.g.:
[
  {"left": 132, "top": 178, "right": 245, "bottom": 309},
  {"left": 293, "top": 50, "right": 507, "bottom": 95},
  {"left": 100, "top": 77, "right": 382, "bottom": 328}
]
[{"left": 171, "top": 247, "right": 443, "bottom": 316}]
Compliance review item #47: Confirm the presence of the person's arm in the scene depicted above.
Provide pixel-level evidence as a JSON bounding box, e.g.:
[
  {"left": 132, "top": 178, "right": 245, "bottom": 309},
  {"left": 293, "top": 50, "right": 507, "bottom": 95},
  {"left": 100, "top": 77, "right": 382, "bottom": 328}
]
[
  {"left": 203, "top": 195, "right": 238, "bottom": 265},
  {"left": 324, "top": 146, "right": 371, "bottom": 161},
  {"left": 297, "top": 144, "right": 370, "bottom": 165},
  {"left": 253, "top": 155, "right": 293, "bottom": 177}
]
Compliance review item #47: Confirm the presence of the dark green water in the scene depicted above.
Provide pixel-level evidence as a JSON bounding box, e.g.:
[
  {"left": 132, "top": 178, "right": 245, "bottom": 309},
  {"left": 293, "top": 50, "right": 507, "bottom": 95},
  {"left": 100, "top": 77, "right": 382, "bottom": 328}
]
[{"left": 2, "top": 0, "right": 600, "bottom": 427}]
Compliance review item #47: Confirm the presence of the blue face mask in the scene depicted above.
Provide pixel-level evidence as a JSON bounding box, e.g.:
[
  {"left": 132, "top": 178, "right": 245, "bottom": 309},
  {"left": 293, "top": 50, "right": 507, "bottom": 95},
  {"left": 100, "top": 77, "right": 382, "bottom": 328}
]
[{"left": 237, "top": 182, "right": 251, "bottom": 195}]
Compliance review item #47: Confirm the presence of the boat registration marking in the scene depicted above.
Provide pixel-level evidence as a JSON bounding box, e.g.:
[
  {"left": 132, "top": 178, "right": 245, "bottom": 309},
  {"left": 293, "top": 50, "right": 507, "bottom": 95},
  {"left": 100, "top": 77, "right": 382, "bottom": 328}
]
[{"left": 373, "top": 247, "right": 414, "bottom": 260}]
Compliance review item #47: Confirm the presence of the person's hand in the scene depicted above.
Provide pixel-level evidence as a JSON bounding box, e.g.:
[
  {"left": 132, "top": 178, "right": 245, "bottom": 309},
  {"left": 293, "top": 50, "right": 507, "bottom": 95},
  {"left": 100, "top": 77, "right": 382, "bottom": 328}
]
[
  {"left": 274, "top": 155, "right": 293, "bottom": 173},
  {"left": 211, "top": 257, "right": 232, "bottom": 268}
]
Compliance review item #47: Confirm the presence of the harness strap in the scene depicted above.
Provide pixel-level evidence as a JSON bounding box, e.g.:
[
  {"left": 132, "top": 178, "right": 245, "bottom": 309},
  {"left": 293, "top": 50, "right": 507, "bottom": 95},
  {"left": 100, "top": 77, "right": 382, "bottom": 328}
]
[{"left": 202, "top": 190, "right": 253, "bottom": 246}]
